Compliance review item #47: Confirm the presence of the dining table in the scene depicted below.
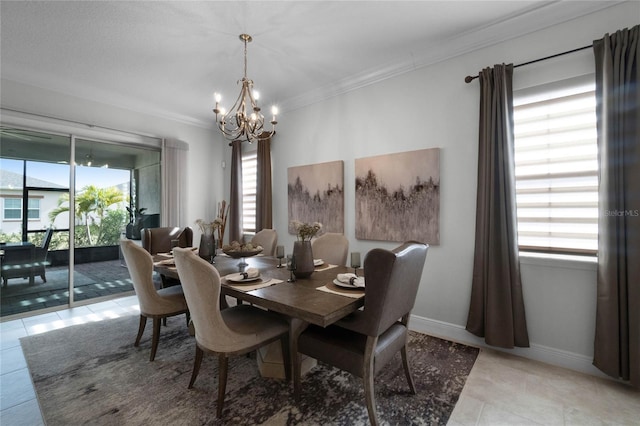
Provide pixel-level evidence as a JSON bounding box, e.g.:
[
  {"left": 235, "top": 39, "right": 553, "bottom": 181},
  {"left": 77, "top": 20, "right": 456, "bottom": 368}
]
[{"left": 152, "top": 250, "right": 365, "bottom": 379}]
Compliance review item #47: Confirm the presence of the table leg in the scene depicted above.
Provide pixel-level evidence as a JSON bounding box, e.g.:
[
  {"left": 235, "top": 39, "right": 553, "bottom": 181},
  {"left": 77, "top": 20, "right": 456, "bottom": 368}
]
[{"left": 256, "top": 318, "right": 315, "bottom": 382}]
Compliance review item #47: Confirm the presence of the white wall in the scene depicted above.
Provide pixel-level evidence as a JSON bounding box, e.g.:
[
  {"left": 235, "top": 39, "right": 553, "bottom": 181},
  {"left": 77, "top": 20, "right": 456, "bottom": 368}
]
[
  {"left": 271, "top": 2, "right": 638, "bottom": 377},
  {"left": 0, "top": 80, "right": 224, "bottom": 241}
]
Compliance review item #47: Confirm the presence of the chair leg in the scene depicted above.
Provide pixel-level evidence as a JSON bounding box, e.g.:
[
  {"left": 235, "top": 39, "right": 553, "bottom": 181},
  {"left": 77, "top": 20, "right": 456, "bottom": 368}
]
[
  {"left": 188, "top": 345, "right": 204, "bottom": 389},
  {"left": 401, "top": 344, "right": 417, "bottom": 394},
  {"left": 216, "top": 355, "right": 229, "bottom": 418},
  {"left": 41, "top": 273, "right": 47, "bottom": 283},
  {"left": 280, "top": 334, "right": 291, "bottom": 382},
  {"left": 219, "top": 294, "right": 229, "bottom": 310},
  {"left": 135, "top": 315, "right": 147, "bottom": 347},
  {"left": 292, "top": 320, "right": 308, "bottom": 401},
  {"left": 363, "top": 337, "right": 380, "bottom": 426},
  {"left": 150, "top": 317, "right": 161, "bottom": 361}
]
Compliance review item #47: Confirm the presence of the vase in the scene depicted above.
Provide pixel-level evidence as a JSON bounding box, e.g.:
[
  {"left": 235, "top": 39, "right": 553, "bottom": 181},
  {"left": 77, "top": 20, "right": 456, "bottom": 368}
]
[
  {"left": 198, "top": 234, "right": 216, "bottom": 263},
  {"left": 293, "top": 240, "right": 314, "bottom": 279}
]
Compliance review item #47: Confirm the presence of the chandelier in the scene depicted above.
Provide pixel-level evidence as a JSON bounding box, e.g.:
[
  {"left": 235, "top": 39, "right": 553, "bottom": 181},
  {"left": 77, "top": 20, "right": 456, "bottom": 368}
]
[{"left": 213, "top": 34, "right": 278, "bottom": 144}]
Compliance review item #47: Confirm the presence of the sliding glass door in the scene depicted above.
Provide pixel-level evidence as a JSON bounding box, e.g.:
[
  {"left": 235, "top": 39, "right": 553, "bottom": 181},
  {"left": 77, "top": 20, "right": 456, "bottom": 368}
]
[
  {"left": 0, "top": 126, "right": 161, "bottom": 318},
  {"left": 0, "top": 129, "right": 71, "bottom": 316},
  {"left": 71, "top": 138, "right": 160, "bottom": 306}
]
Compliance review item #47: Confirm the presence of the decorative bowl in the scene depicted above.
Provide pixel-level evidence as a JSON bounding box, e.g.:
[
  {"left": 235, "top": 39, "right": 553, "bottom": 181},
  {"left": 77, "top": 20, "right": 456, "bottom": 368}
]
[{"left": 222, "top": 247, "right": 263, "bottom": 258}]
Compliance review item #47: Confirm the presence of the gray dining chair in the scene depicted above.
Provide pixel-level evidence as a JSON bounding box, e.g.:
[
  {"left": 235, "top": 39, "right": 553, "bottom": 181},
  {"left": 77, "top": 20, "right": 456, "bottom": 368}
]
[
  {"left": 120, "top": 239, "right": 189, "bottom": 361},
  {"left": 311, "top": 232, "right": 349, "bottom": 265},
  {"left": 293, "top": 241, "right": 428, "bottom": 426},
  {"left": 173, "top": 247, "right": 291, "bottom": 418},
  {"left": 250, "top": 228, "right": 278, "bottom": 256},
  {"left": 141, "top": 226, "right": 193, "bottom": 255}
]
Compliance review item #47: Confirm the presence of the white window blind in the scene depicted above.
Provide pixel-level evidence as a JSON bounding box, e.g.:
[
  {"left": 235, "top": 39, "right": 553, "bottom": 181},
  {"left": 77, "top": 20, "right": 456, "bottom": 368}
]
[
  {"left": 242, "top": 152, "right": 257, "bottom": 235},
  {"left": 513, "top": 75, "right": 598, "bottom": 255}
]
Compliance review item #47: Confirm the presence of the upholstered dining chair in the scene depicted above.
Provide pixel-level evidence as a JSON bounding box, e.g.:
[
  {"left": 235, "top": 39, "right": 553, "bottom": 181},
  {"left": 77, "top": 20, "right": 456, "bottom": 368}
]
[
  {"left": 250, "top": 228, "right": 277, "bottom": 256},
  {"left": 173, "top": 247, "right": 290, "bottom": 418},
  {"left": 120, "top": 239, "right": 189, "bottom": 361},
  {"left": 141, "top": 226, "right": 193, "bottom": 255},
  {"left": 294, "top": 241, "right": 428, "bottom": 426},
  {"left": 311, "top": 232, "right": 349, "bottom": 265}
]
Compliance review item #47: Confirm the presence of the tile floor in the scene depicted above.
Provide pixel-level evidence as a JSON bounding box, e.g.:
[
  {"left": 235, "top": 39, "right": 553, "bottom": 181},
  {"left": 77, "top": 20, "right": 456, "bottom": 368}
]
[{"left": 1, "top": 297, "right": 639, "bottom": 425}]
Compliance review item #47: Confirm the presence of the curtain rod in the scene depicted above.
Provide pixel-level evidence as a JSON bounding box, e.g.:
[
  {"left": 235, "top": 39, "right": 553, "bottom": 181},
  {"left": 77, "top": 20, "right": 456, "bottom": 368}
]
[{"left": 464, "top": 44, "right": 593, "bottom": 83}]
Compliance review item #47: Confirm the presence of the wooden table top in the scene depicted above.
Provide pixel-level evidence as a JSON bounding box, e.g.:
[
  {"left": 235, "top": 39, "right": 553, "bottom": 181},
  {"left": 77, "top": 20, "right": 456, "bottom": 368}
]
[{"left": 153, "top": 253, "right": 364, "bottom": 327}]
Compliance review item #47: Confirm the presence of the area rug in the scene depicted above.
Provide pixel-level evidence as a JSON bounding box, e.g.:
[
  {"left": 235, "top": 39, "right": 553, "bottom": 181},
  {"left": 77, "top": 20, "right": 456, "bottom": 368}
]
[{"left": 20, "top": 314, "right": 479, "bottom": 425}]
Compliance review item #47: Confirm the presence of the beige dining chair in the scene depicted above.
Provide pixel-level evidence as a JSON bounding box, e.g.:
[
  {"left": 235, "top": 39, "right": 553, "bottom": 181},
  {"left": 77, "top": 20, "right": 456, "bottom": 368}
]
[
  {"left": 120, "top": 239, "right": 189, "bottom": 361},
  {"left": 293, "top": 241, "right": 428, "bottom": 426},
  {"left": 250, "top": 228, "right": 277, "bottom": 256},
  {"left": 173, "top": 247, "right": 291, "bottom": 418},
  {"left": 311, "top": 232, "right": 349, "bottom": 265}
]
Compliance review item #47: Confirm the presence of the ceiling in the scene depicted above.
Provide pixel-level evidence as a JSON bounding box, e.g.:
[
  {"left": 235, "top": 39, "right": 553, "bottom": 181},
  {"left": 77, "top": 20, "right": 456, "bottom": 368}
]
[{"left": 0, "top": 1, "right": 621, "bottom": 129}]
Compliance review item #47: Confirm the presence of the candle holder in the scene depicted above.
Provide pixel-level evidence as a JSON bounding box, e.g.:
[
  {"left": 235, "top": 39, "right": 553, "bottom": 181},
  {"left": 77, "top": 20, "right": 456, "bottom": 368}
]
[
  {"left": 350, "top": 252, "right": 361, "bottom": 276},
  {"left": 287, "top": 254, "right": 297, "bottom": 282},
  {"left": 276, "top": 245, "right": 285, "bottom": 268}
]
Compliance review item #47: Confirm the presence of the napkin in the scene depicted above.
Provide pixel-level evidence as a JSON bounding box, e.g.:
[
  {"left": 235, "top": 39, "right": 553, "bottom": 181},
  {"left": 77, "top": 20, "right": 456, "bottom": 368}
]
[
  {"left": 243, "top": 267, "right": 260, "bottom": 278},
  {"left": 227, "top": 267, "right": 260, "bottom": 281},
  {"left": 336, "top": 273, "right": 365, "bottom": 288}
]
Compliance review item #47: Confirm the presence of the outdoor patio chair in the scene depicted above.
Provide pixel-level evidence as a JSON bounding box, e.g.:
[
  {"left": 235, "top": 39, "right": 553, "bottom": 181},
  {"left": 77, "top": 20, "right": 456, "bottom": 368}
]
[{"left": 1, "top": 228, "right": 53, "bottom": 286}]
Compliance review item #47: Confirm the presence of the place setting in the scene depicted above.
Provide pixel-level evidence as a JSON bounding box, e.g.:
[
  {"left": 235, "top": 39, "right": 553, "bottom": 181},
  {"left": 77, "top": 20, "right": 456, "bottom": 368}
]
[
  {"left": 222, "top": 267, "right": 282, "bottom": 291},
  {"left": 313, "top": 258, "right": 338, "bottom": 271},
  {"left": 317, "top": 272, "right": 365, "bottom": 298}
]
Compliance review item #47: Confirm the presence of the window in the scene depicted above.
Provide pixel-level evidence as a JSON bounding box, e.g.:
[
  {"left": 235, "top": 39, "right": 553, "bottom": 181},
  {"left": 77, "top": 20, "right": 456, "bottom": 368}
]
[
  {"left": 242, "top": 151, "right": 257, "bottom": 235},
  {"left": 27, "top": 198, "right": 40, "bottom": 219},
  {"left": 3, "top": 198, "right": 21, "bottom": 219},
  {"left": 513, "top": 75, "right": 598, "bottom": 255},
  {"left": 2, "top": 198, "right": 41, "bottom": 220}
]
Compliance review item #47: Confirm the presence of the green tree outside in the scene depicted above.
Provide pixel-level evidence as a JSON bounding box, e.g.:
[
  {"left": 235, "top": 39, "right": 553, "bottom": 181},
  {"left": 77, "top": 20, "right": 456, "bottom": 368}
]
[{"left": 48, "top": 185, "right": 128, "bottom": 247}]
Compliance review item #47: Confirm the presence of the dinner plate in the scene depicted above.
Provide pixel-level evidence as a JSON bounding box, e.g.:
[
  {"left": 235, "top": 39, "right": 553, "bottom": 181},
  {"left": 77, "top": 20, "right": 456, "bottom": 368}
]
[
  {"left": 333, "top": 279, "right": 364, "bottom": 289},
  {"left": 314, "top": 259, "right": 324, "bottom": 266},
  {"left": 226, "top": 273, "right": 261, "bottom": 283}
]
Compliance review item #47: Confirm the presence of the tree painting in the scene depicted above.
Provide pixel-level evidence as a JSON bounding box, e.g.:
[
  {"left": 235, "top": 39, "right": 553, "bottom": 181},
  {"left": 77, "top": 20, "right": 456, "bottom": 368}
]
[
  {"left": 355, "top": 148, "right": 440, "bottom": 244},
  {"left": 288, "top": 161, "right": 344, "bottom": 235}
]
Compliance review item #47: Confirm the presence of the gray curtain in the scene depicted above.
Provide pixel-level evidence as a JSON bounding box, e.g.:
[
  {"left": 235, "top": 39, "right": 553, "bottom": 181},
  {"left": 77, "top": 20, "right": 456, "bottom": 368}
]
[
  {"left": 593, "top": 25, "right": 639, "bottom": 387},
  {"left": 161, "top": 138, "right": 188, "bottom": 227},
  {"left": 228, "top": 140, "right": 243, "bottom": 243},
  {"left": 256, "top": 135, "right": 273, "bottom": 231},
  {"left": 466, "top": 64, "right": 530, "bottom": 349}
]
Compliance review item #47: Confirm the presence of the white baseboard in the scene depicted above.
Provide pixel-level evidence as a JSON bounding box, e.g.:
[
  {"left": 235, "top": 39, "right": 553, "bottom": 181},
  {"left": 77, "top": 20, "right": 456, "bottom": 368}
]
[{"left": 409, "top": 314, "right": 611, "bottom": 380}]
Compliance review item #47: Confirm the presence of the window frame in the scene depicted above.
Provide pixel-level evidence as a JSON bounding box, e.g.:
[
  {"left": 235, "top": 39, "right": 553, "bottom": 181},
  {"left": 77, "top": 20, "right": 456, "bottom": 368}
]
[
  {"left": 513, "top": 74, "right": 598, "bottom": 257},
  {"left": 27, "top": 197, "right": 40, "bottom": 220},
  {"left": 241, "top": 150, "right": 258, "bottom": 237},
  {"left": 3, "top": 197, "right": 23, "bottom": 220}
]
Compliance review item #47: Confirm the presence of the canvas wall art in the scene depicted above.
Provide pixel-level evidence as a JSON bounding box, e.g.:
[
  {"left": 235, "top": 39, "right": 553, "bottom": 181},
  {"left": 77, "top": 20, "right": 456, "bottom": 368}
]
[
  {"left": 288, "top": 160, "right": 344, "bottom": 235},
  {"left": 355, "top": 148, "right": 440, "bottom": 244}
]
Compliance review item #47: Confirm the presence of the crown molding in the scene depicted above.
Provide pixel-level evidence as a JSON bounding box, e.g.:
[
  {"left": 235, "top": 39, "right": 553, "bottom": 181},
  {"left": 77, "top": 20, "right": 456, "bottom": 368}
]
[{"left": 280, "top": 1, "right": 625, "bottom": 113}]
